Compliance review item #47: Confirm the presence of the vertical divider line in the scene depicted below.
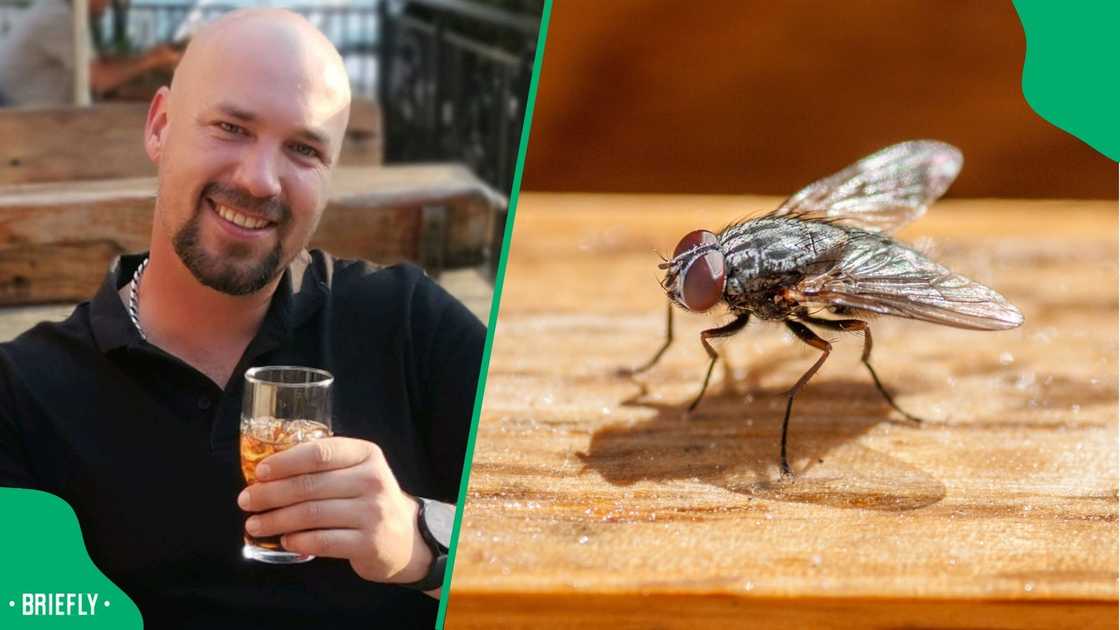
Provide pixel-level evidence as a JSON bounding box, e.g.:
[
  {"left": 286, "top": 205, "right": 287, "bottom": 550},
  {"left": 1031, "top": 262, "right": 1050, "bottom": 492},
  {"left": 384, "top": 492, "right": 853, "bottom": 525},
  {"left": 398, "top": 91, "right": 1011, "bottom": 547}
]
[{"left": 435, "top": 1, "right": 553, "bottom": 627}]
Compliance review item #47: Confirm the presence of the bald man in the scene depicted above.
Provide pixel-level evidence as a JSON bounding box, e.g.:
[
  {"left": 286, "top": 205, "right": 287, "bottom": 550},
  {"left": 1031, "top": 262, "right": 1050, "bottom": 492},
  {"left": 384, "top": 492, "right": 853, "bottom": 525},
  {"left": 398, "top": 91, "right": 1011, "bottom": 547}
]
[{"left": 0, "top": 9, "right": 483, "bottom": 627}]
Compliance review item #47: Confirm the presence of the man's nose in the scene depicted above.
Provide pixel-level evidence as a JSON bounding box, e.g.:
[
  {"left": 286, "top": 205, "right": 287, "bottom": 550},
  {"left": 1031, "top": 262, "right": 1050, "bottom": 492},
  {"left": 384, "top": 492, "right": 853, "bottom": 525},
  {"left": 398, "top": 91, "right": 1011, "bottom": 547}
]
[{"left": 232, "top": 143, "right": 283, "bottom": 200}]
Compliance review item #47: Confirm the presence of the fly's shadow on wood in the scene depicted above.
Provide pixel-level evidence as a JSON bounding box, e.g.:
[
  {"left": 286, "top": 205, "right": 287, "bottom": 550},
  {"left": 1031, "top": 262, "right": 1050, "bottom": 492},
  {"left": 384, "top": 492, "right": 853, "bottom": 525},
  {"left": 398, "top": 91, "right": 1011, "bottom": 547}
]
[{"left": 578, "top": 374, "right": 946, "bottom": 512}]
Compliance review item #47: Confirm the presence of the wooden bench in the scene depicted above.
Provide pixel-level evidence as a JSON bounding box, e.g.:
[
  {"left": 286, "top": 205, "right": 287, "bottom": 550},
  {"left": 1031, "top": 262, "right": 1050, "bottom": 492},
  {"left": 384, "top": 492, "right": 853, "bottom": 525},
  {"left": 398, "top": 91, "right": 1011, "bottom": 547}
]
[
  {"left": 0, "top": 163, "right": 499, "bottom": 305},
  {"left": 0, "top": 99, "right": 502, "bottom": 310},
  {"left": 0, "top": 98, "right": 383, "bottom": 185}
]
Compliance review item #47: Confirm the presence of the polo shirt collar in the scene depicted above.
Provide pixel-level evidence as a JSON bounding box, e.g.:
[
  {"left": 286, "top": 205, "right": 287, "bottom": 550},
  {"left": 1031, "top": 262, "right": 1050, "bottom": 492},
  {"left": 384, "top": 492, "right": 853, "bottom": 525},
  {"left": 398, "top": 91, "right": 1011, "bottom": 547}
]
[{"left": 90, "top": 250, "right": 328, "bottom": 355}]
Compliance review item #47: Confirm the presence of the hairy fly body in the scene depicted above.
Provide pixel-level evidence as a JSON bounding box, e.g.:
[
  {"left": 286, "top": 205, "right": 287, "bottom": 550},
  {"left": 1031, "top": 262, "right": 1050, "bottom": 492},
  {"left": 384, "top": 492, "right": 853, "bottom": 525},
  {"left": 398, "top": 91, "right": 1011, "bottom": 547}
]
[{"left": 630, "top": 140, "right": 1023, "bottom": 477}]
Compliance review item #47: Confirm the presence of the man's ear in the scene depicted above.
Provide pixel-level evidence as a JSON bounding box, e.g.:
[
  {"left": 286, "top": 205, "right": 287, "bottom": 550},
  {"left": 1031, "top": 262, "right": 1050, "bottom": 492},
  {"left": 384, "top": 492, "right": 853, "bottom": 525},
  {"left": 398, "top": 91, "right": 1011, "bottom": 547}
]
[{"left": 144, "top": 87, "right": 171, "bottom": 164}]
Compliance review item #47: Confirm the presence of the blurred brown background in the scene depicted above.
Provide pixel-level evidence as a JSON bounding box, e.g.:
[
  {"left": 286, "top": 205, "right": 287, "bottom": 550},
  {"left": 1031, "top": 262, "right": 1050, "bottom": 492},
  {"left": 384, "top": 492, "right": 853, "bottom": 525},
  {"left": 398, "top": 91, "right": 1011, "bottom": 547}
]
[{"left": 522, "top": 0, "right": 1115, "bottom": 198}]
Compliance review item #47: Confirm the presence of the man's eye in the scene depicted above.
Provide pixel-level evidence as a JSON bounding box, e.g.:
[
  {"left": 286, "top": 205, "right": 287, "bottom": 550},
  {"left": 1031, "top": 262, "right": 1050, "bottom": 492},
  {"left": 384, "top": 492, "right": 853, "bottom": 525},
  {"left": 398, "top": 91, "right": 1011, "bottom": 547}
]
[
  {"left": 218, "top": 122, "right": 245, "bottom": 134},
  {"left": 291, "top": 143, "right": 321, "bottom": 159}
]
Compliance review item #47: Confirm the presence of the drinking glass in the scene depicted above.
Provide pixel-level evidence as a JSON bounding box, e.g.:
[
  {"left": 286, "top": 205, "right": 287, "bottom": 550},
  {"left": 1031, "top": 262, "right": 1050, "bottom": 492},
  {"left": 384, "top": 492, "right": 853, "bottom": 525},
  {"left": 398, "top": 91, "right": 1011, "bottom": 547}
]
[{"left": 240, "top": 366, "right": 333, "bottom": 564}]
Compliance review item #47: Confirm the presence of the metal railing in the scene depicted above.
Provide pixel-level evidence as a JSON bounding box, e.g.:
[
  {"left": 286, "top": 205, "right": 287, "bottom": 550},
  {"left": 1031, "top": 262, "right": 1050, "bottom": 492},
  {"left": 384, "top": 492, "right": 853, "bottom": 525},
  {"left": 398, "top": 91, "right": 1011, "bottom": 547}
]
[{"left": 378, "top": 0, "right": 540, "bottom": 196}]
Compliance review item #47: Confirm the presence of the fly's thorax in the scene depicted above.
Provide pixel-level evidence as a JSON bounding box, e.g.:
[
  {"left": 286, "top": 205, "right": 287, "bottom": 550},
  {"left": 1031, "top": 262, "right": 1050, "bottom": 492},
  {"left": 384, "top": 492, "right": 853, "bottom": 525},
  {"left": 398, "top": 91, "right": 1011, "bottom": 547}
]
[
  {"left": 716, "top": 217, "right": 848, "bottom": 320},
  {"left": 719, "top": 217, "right": 847, "bottom": 282}
]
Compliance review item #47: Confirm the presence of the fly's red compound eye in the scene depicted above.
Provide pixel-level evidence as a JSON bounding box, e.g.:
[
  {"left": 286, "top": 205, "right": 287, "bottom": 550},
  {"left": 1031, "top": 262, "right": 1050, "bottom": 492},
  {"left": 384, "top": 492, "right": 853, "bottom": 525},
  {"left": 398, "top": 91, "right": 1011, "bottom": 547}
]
[
  {"left": 673, "top": 229, "right": 718, "bottom": 259},
  {"left": 682, "top": 250, "right": 726, "bottom": 312},
  {"left": 673, "top": 230, "right": 725, "bottom": 312}
]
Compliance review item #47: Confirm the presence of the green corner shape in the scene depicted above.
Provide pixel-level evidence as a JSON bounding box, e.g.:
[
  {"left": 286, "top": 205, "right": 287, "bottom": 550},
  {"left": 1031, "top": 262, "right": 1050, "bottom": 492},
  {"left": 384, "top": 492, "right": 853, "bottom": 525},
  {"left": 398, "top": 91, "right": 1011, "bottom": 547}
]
[
  {"left": 0, "top": 489, "right": 142, "bottom": 628},
  {"left": 1013, "top": 1, "right": 1120, "bottom": 161}
]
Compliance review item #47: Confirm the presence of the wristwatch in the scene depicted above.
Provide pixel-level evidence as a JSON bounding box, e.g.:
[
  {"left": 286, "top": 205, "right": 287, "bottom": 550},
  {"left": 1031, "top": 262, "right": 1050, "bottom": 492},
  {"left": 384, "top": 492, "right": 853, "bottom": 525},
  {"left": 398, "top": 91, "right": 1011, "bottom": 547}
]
[{"left": 399, "top": 497, "right": 453, "bottom": 591}]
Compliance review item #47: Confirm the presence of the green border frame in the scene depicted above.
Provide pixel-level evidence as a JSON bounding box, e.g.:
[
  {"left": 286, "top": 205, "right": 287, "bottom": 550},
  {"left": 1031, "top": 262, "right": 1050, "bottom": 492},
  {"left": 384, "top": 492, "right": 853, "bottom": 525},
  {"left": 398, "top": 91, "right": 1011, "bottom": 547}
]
[{"left": 435, "top": 1, "right": 553, "bottom": 627}]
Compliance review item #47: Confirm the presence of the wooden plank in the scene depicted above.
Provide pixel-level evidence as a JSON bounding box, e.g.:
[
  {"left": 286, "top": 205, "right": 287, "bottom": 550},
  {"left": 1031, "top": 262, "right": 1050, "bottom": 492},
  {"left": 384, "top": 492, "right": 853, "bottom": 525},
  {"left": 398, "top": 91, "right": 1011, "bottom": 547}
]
[
  {"left": 0, "top": 164, "right": 498, "bottom": 304},
  {"left": 0, "top": 98, "right": 382, "bottom": 185},
  {"left": 338, "top": 97, "right": 383, "bottom": 167},
  {"left": 444, "top": 194, "right": 1118, "bottom": 629},
  {"left": 450, "top": 593, "right": 1115, "bottom": 630}
]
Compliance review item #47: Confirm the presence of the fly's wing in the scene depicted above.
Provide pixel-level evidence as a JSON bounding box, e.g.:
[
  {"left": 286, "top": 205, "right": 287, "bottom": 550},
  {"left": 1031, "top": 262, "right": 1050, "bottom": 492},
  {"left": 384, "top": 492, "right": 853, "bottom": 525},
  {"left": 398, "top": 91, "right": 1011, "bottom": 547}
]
[
  {"left": 797, "top": 232, "right": 1023, "bottom": 330},
  {"left": 772, "top": 140, "right": 962, "bottom": 233}
]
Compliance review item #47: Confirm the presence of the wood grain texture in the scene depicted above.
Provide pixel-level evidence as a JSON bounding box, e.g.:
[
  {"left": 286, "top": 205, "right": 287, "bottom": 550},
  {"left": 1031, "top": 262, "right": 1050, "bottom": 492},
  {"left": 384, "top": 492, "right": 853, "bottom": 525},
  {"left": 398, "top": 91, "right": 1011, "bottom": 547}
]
[
  {"left": 0, "top": 98, "right": 382, "bottom": 185},
  {"left": 445, "top": 194, "right": 1118, "bottom": 629},
  {"left": 0, "top": 164, "right": 497, "bottom": 304}
]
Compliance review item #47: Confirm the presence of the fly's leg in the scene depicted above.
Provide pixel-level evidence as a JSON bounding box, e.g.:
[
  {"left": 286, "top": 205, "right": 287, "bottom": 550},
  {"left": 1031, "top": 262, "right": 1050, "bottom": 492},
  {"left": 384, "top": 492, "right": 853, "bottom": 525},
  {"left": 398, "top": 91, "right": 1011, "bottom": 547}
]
[
  {"left": 688, "top": 314, "right": 751, "bottom": 413},
  {"left": 796, "top": 315, "right": 923, "bottom": 423},
  {"left": 621, "top": 303, "right": 674, "bottom": 376},
  {"left": 782, "top": 321, "right": 833, "bottom": 477}
]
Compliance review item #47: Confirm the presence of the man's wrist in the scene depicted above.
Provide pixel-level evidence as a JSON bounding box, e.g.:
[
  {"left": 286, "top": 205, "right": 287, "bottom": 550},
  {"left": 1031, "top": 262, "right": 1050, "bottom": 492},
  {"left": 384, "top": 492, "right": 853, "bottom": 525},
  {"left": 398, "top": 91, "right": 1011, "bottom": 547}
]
[
  {"left": 395, "top": 496, "right": 453, "bottom": 591},
  {"left": 393, "top": 496, "right": 434, "bottom": 584}
]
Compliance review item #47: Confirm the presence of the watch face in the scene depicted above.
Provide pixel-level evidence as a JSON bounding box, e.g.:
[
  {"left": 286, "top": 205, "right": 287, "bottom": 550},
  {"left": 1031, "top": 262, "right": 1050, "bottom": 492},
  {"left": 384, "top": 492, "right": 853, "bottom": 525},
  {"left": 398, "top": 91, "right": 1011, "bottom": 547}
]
[{"left": 423, "top": 500, "right": 454, "bottom": 550}]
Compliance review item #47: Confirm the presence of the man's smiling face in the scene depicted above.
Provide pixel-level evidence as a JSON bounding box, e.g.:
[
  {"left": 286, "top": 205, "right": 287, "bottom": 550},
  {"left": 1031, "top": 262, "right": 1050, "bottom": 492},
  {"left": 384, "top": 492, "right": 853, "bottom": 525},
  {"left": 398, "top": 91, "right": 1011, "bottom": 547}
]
[{"left": 146, "top": 11, "right": 351, "bottom": 295}]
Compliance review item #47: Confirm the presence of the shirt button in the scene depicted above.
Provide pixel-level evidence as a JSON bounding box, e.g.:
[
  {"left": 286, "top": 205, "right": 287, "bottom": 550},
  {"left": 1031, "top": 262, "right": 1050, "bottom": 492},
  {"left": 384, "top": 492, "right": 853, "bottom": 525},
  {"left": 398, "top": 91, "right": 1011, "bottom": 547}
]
[{"left": 198, "top": 397, "right": 213, "bottom": 410}]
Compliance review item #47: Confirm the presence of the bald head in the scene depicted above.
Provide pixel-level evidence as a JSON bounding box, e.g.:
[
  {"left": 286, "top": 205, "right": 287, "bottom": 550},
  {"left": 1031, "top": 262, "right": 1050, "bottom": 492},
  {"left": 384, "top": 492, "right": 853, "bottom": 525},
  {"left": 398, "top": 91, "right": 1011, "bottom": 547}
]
[{"left": 169, "top": 9, "right": 351, "bottom": 161}]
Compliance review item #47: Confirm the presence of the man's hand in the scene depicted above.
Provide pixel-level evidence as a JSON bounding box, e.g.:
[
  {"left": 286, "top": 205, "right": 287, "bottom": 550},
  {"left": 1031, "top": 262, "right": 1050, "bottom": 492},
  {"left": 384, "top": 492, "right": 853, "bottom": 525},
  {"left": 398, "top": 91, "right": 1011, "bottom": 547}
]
[{"left": 237, "top": 437, "right": 435, "bottom": 588}]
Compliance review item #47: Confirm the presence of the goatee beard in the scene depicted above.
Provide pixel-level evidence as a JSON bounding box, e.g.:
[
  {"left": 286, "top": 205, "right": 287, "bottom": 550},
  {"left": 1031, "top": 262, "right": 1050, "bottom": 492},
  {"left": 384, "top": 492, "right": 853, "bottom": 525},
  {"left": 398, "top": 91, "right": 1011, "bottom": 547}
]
[
  {"left": 172, "top": 213, "right": 284, "bottom": 295},
  {"left": 170, "top": 185, "right": 290, "bottom": 295}
]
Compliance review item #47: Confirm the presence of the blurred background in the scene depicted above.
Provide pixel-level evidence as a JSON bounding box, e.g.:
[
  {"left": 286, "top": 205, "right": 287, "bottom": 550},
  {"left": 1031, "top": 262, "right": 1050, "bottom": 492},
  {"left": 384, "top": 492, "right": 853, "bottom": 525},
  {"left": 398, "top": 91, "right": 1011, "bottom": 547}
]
[
  {"left": 0, "top": 0, "right": 543, "bottom": 333},
  {"left": 0, "top": 0, "right": 543, "bottom": 195},
  {"left": 522, "top": 0, "right": 1114, "bottom": 199}
]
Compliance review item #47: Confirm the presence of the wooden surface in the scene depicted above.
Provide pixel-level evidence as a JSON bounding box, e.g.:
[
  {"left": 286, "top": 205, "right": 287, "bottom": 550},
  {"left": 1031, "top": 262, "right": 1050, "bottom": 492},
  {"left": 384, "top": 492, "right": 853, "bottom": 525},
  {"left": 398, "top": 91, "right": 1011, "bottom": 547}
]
[
  {"left": 524, "top": 1, "right": 1115, "bottom": 198},
  {"left": 0, "top": 163, "right": 499, "bottom": 304},
  {"left": 445, "top": 194, "right": 1118, "bottom": 629},
  {"left": 0, "top": 98, "right": 382, "bottom": 185}
]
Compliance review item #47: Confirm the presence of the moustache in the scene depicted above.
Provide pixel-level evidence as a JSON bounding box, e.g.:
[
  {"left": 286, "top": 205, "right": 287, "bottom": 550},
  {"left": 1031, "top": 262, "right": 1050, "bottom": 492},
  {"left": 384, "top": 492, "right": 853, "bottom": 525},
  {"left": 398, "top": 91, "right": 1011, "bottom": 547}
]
[{"left": 202, "top": 183, "right": 291, "bottom": 224}]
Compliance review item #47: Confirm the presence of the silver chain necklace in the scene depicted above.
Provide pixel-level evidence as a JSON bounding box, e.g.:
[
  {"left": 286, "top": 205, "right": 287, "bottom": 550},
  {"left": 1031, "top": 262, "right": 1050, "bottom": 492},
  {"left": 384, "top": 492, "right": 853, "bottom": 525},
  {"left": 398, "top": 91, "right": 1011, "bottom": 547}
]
[{"left": 127, "top": 257, "right": 150, "bottom": 341}]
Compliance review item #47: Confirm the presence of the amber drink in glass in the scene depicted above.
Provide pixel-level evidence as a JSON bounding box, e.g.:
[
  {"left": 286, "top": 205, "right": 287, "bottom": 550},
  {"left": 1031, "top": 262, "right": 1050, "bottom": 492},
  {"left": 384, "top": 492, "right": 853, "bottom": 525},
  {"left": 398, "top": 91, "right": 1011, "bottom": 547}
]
[{"left": 241, "top": 366, "right": 333, "bottom": 564}]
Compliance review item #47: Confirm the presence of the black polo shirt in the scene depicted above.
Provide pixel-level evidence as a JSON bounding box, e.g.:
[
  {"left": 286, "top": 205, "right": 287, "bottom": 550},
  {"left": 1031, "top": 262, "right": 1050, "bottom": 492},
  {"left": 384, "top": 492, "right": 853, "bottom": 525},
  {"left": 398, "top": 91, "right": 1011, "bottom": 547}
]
[{"left": 0, "top": 250, "right": 485, "bottom": 628}]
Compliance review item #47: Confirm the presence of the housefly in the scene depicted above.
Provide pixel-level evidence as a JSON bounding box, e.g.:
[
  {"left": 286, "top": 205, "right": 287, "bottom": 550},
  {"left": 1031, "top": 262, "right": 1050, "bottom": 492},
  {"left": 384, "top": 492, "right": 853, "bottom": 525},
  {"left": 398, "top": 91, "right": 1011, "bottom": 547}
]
[{"left": 628, "top": 140, "right": 1023, "bottom": 477}]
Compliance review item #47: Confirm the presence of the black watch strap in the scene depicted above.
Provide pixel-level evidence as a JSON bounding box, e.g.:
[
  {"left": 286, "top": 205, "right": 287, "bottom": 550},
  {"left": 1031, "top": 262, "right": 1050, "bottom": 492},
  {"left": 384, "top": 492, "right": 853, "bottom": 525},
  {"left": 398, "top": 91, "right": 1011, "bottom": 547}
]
[{"left": 398, "top": 497, "right": 453, "bottom": 591}]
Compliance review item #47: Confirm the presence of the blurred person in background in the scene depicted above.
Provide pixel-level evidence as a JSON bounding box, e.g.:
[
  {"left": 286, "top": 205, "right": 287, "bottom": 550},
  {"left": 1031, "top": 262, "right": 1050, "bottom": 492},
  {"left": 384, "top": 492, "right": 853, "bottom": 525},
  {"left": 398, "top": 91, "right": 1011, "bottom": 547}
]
[{"left": 0, "top": 0, "right": 181, "bottom": 107}]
